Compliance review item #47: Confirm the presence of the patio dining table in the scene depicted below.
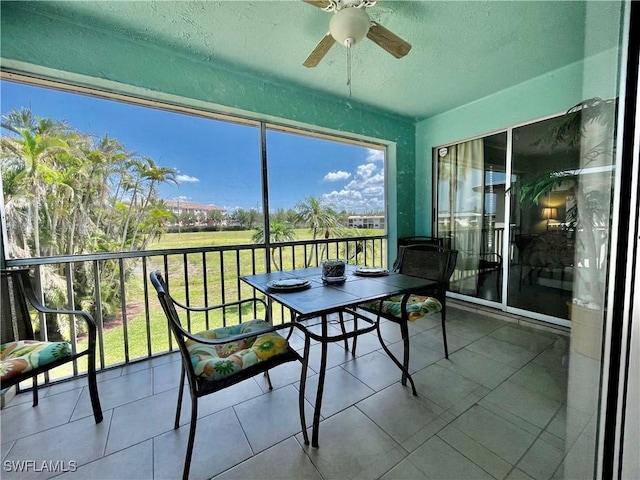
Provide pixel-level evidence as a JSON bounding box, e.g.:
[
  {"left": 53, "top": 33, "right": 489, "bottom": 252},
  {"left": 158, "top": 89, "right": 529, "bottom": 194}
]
[{"left": 240, "top": 264, "right": 438, "bottom": 447}]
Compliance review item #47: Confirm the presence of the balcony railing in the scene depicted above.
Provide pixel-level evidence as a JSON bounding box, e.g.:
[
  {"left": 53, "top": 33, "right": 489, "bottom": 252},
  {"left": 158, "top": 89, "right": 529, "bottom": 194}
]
[
  {"left": 438, "top": 228, "right": 505, "bottom": 285},
  {"left": 5, "top": 235, "right": 387, "bottom": 386}
]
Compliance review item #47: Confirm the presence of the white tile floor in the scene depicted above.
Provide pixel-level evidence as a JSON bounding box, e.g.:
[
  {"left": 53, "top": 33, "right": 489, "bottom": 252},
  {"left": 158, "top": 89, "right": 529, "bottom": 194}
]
[{"left": 1, "top": 305, "right": 576, "bottom": 480}]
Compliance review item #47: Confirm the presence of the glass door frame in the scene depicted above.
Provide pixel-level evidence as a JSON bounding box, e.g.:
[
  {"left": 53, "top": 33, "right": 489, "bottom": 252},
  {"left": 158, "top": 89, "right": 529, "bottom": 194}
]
[{"left": 433, "top": 111, "right": 575, "bottom": 328}]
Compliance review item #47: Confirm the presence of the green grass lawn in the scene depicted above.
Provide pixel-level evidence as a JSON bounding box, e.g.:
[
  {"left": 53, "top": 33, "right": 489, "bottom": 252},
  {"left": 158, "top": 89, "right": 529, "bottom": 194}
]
[
  {"left": 52, "top": 228, "right": 385, "bottom": 379},
  {"left": 147, "top": 229, "right": 267, "bottom": 249}
]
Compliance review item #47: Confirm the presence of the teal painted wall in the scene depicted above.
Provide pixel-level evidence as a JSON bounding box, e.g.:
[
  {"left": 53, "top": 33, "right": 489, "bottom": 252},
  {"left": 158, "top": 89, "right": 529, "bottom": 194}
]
[
  {"left": 0, "top": 3, "right": 416, "bottom": 258},
  {"left": 414, "top": 47, "right": 622, "bottom": 235},
  {"left": 413, "top": 0, "right": 624, "bottom": 235},
  {"left": 1, "top": 2, "right": 626, "bottom": 251}
]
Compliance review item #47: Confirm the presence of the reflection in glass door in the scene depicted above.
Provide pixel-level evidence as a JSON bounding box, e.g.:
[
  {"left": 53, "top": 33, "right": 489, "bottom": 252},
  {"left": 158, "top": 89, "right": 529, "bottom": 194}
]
[
  {"left": 436, "top": 132, "right": 507, "bottom": 303},
  {"left": 436, "top": 103, "right": 617, "bottom": 327},
  {"left": 508, "top": 117, "right": 581, "bottom": 321}
]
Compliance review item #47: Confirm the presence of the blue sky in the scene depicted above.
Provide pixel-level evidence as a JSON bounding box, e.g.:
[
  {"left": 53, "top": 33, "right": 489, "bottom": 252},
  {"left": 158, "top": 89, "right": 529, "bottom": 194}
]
[{"left": 1, "top": 80, "right": 385, "bottom": 213}]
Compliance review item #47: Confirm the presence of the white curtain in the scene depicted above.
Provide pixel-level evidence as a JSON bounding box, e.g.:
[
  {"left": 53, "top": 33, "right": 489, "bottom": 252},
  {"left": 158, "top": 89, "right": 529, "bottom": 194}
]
[{"left": 440, "top": 138, "right": 484, "bottom": 294}]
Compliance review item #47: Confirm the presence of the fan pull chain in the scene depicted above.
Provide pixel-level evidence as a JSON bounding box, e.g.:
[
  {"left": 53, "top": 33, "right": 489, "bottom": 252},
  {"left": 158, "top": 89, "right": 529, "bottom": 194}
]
[{"left": 347, "top": 45, "right": 353, "bottom": 97}]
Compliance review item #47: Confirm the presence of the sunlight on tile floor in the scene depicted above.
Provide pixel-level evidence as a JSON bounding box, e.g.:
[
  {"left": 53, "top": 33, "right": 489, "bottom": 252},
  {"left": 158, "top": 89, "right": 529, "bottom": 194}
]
[{"left": 1, "top": 305, "right": 579, "bottom": 480}]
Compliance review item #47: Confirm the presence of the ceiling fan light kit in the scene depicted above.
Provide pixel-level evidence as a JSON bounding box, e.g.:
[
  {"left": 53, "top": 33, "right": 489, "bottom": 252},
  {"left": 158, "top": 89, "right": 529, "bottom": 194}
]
[
  {"left": 302, "top": 0, "right": 412, "bottom": 68},
  {"left": 329, "top": 7, "right": 370, "bottom": 47},
  {"left": 302, "top": 0, "right": 411, "bottom": 95}
]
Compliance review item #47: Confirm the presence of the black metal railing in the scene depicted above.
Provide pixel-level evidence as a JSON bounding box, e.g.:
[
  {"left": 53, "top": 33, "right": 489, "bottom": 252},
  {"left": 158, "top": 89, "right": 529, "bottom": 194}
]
[
  {"left": 5, "top": 235, "right": 387, "bottom": 384},
  {"left": 438, "top": 228, "right": 505, "bottom": 281}
]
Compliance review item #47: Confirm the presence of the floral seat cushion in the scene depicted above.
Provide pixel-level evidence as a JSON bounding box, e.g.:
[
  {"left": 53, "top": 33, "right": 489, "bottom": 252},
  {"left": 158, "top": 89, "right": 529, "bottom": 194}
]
[
  {"left": 1, "top": 340, "right": 72, "bottom": 382},
  {"left": 360, "top": 295, "right": 442, "bottom": 322},
  {"left": 186, "top": 319, "right": 289, "bottom": 381}
]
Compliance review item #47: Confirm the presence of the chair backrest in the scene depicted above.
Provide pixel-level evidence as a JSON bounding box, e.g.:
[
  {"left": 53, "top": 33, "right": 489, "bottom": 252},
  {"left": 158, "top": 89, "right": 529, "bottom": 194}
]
[
  {"left": 397, "top": 236, "right": 444, "bottom": 248},
  {"left": 396, "top": 244, "right": 458, "bottom": 284},
  {"left": 393, "top": 237, "right": 445, "bottom": 271},
  {"left": 1, "top": 269, "right": 36, "bottom": 344},
  {"left": 149, "top": 271, "right": 190, "bottom": 344},
  {"left": 149, "top": 270, "right": 203, "bottom": 380}
]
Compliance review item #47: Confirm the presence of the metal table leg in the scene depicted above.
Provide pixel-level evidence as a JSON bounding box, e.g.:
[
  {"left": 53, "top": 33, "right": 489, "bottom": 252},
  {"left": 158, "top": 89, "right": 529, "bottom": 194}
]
[{"left": 311, "top": 313, "right": 329, "bottom": 448}]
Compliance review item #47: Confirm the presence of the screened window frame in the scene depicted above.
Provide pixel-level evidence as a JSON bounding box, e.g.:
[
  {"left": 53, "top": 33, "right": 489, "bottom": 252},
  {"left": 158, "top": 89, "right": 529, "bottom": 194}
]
[{"left": 0, "top": 71, "right": 389, "bottom": 262}]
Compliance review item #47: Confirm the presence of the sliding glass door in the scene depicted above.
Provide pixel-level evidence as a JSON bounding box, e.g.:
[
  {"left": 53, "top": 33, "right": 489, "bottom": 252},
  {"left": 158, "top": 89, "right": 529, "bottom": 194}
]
[
  {"left": 436, "top": 132, "right": 507, "bottom": 303},
  {"left": 509, "top": 116, "right": 581, "bottom": 322},
  {"left": 436, "top": 102, "right": 616, "bottom": 327}
]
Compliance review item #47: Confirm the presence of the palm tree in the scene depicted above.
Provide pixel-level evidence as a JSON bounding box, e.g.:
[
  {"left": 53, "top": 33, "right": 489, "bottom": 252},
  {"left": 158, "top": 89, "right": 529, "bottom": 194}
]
[
  {"left": 295, "top": 196, "right": 342, "bottom": 265},
  {"left": 2, "top": 108, "right": 181, "bottom": 329},
  {"left": 118, "top": 157, "right": 147, "bottom": 250},
  {"left": 129, "top": 159, "right": 177, "bottom": 249},
  {"left": 136, "top": 199, "right": 175, "bottom": 250},
  {"left": 252, "top": 221, "right": 297, "bottom": 271},
  {"left": 1, "top": 109, "right": 72, "bottom": 257},
  {"left": 82, "top": 134, "right": 129, "bottom": 247},
  {"left": 0, "top": 160, "right": 31, "bottom": 257},
  {"left": 1, "top": 109, "right": 81, "bottom": 339}
]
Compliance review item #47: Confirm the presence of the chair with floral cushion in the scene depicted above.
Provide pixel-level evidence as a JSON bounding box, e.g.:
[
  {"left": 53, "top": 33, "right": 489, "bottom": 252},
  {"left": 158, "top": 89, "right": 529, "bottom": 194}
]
[
  {"left": 149, "top": 270, "right": 309, "bottom": 480},
  {"left": 357, "top": 244, "right": 458, "bottom": 392},
  {"left": 0, "top": 268, "right": 102, "bottom": 423}
]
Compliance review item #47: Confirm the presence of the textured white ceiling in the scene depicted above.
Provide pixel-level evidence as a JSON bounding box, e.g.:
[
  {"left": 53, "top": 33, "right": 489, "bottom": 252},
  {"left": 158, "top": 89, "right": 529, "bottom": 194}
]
[{"left": 28, "top": 1, "right": 622, "bottom": 120}]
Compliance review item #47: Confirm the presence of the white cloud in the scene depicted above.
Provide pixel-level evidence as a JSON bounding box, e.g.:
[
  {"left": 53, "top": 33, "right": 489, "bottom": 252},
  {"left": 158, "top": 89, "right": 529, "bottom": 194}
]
[
  {"left": 176, "top": 174, "right": 199, "bottom": 183},
  {"left": 354, "top": 163, "right": 376, "bottom": 179},
  {"left": 321, "top": 162, "right": 385, "bottom": 213},
  {"left": 323, "top": 170, "right": 351, "bottom": 182},
  {"left": 366, "top": 149, "right": 384, "bottom": 163}
]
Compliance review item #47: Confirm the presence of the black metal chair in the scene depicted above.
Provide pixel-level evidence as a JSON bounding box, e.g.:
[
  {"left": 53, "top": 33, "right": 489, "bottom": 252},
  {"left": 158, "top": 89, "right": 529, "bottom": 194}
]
[
  {"left": 357, "top": 244, "right": 458, "bottom": 392},
  {"left": 454, "top": 251, "right": 503, "bottom": 296},
  {"left": 0, "top": 268, "right": 103, "bottom": 423},
  {"left": 397, "top": 236, "right": 445, "bottom": 248},
  {"left": 477, "top": 251, "right": 503, "bottom": 291},
  {"left": 149, "top": 270, "right": 309, "bottom": 480},
  {"left": 393, "top": 236, "right": 445, "bottom": 270}
]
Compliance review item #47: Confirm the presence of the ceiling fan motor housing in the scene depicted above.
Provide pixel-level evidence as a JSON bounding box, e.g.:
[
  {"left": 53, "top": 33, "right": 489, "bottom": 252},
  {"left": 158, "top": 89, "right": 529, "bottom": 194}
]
[{"left": 329, "top": 7, "right": 371, "bottom": 47}]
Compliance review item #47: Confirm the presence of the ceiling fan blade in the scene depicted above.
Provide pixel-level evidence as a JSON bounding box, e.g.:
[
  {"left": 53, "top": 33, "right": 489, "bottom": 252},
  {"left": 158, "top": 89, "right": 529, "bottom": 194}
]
[
  {"left": 366, "top": 22, "right": 412, "bottom": 59},
  {"left": 303, "top": 33, "right": 336, "bottom": 67},
  {"left": 302, "top": 0, "right": 333, "bottom": 9}
]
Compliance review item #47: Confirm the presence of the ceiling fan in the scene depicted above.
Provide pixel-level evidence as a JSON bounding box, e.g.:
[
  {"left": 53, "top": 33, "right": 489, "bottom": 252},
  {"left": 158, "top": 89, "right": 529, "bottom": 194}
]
[{"left": 302, "top": 0, "right": 411, "bottom": 68}]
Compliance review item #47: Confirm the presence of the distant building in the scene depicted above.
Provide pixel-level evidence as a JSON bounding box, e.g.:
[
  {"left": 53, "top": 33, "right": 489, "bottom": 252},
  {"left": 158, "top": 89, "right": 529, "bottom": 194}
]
[
  {"left": 165, "top": 200, "right": 225, "bottom": 225},
  {"left": 347, "top": 215, "right": 385, "bottom": 229}
]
